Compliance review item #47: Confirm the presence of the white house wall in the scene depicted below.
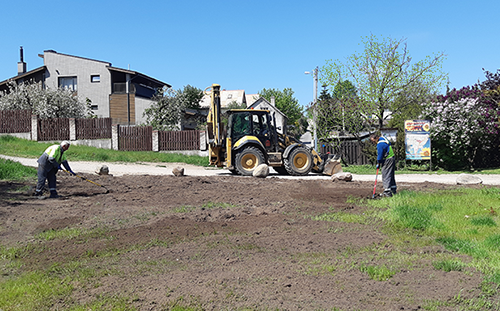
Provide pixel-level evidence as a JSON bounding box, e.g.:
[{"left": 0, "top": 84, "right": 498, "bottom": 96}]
[
  {"left": 43, "top": 52, "right": 112, "bottom": 118},
  {"left": 134, "top": 96, "right": 154, "bottom": 125}
]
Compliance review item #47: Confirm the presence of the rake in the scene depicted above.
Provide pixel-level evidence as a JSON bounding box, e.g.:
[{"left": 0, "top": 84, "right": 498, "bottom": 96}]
[{"left": 62, "top": 169, "right": 110, "bottom": 193}]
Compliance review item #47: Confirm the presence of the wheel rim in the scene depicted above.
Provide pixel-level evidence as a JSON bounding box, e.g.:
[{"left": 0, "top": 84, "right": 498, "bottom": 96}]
[
  {"left": 241, "top": 154, "right": 258, "bottom": 170},
  {"left": 293, "top": 152, "right": 310, "bottom": 170}
]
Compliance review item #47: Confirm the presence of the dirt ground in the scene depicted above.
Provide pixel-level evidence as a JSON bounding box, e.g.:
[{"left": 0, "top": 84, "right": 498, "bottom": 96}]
[{"left": 0, "top": 172, "right": 497, "bottom": 310}]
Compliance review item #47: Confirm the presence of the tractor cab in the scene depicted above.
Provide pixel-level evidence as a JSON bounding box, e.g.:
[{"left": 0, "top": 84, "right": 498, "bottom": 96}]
[{"left": 227, "top": 110, "right": 276, "bottom": 153}]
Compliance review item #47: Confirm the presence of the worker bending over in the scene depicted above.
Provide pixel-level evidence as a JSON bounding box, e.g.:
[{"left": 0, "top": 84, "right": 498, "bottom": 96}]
[
  {"left": 34, "top": 141, "right": 75, "bottom": 198},
  {"left": 370, "top": 133, "right": 397, "bottom": 197}
]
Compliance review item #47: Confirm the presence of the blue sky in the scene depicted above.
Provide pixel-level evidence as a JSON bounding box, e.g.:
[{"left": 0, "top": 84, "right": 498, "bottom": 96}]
[{"left": 1, "top": 0, "right": 498, "bottom": 108}]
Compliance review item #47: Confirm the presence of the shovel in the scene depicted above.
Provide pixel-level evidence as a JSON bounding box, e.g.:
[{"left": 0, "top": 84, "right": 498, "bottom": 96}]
[
  {"left": 62, "top": 169, "right": 110, "bottom": 193},
  {"left": 372, "top": 167, "right": 379, "bottom": 199}
]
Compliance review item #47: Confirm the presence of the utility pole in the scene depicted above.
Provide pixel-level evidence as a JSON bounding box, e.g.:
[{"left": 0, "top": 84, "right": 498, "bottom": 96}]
[
  {"left": 313, "top": 66, "right": 318, "bottom": 151},
  {"left": 305, "top": 66, "right": 319, "bottom": 151}
]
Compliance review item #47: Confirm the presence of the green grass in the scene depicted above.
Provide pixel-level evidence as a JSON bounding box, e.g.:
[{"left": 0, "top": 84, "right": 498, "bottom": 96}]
[
  {"left": 0, "top": 271, "right": 73, "bottom": 311},
  {"left": 342, "top": 163, "right": 500, "bottom": 175},
  {"left": 0, "top": 157, "right": 37, "bottom": 182},
  {"left": 359, "top": 264, "right": 397, "bottom": 281},
  {"left": 0, "top": 135, "right": 208, "bottom": 167},
  {"left": 367, "top": 187, "right": 500, "bottom": 280},
  {"left": 432, "top": 259, "right": 466, "bottom": 272}
]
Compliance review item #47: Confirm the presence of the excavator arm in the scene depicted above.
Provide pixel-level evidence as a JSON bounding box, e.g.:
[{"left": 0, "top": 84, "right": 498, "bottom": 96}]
[{"left": 206, "top": 84, "right": 225, "bottom": 167}]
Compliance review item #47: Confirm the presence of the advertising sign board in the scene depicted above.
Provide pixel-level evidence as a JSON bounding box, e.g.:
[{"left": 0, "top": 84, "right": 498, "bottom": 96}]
[{"left": 405, "top": 120, "right": 431, "bottom": 160}]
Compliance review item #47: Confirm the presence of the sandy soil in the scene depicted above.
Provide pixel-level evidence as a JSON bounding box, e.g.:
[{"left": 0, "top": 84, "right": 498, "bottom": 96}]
[{"left": 0, "top": 172, "right": 497, "bottom": 310}]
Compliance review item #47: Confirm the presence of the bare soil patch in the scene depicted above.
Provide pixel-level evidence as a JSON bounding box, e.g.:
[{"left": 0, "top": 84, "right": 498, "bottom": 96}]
[{"left": 0, "top": 173, "right": 495, "bottom": 310}]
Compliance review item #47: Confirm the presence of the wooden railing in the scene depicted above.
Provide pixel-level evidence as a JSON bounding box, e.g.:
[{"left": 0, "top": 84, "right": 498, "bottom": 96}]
[{"left": 0, "top": 109, "right": 31, "bottom": 133}]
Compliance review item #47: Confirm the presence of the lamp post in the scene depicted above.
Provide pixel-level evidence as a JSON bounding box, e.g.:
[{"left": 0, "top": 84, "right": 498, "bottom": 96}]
[{"left": 305, "top": 66, "right": 318, "bottom": 151}]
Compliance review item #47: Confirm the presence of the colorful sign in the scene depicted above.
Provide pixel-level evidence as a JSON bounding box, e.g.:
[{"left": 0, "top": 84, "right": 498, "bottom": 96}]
[{"left": 405, "top": 120, "right": 431, "bottom": 160}]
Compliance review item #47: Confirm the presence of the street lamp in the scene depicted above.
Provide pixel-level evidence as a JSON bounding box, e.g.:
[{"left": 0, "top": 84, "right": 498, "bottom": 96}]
[{"left": 305, "top": 66, "right": 318, "bottom": 151}]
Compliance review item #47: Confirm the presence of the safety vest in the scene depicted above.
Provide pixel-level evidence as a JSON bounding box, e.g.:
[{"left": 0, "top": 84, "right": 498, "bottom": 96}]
[
  {"left": 44, "top": 145, "right": 67, "bottom": 164},
  {"left": 377, "top": 136, "right": 394, "bottom": 159}
]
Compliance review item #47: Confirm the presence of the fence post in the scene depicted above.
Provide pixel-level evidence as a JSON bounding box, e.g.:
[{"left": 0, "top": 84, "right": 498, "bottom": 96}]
[
  {"left": 31, "top": 115, "right": 38, "bottom": 141},
  {"left": 69, "top": 118, "right": 76, "bottom": 141},
  {"left": 112, "top": 124, "right": 119, "bottom": 150},
  {"left": 199, "top": 131, "right": 207, "bottom": 151},
  {"left": 152, "top": 130, "right": 159, "bottom": 152}
]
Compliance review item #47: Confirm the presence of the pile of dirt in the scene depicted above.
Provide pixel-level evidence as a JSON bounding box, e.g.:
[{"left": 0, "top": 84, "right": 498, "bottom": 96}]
[{"left": 0, "top": 173, "right": 495, "bottom": 310}]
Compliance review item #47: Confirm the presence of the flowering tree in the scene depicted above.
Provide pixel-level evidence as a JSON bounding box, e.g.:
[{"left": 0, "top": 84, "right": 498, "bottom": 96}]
[
  {"left": 421, "top": 87, "right": 500, "bottom": 170},
  {"left": 143, "top": 85, "right": 204, "bottom": 131},
  {"left": 0, "top": 80, "right": 91, "bottom": 118}
]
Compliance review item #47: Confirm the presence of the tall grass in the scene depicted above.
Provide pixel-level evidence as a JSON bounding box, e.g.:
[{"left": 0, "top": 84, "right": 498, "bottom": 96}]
[
  {"left": 368, "top": 187, "right": 500, "bottom": 280},
  {"left": 0, "top": 135, "right": 208, "bottom": 166},
  {"left": 0, "top": 158, "right": 37, "bottom": 181}
]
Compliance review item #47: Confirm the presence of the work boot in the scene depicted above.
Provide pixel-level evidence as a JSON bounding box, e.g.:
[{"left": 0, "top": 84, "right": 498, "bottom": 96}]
[
  {"left": 33, "top": 190, "right": 43, "bottom": 196},
  {"left": 380, "top": 191, "right": 393, "bottom": 198},
  {"left": 49, "top": 190, "right": 60, "bottom": 199}
]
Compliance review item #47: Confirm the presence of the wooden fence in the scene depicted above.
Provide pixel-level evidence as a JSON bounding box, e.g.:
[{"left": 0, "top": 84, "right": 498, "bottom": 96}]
[
  {"left": 321, "top": 140, "right": 370, "bottom": 165},
  {"left": 38, "top": 118, "right": 70, "bottom": 141},
  {"left": 0, "top": 109, "right": 31, "bottom": 133},
  {"left": 159, "top": 130, "right": 201, "bottom": 151},
  {"left": 76, "top": 118, "right": 112, "bottom": 139},
  {"left": 119, "top": 125, "right": 153, "bottom": 151}
]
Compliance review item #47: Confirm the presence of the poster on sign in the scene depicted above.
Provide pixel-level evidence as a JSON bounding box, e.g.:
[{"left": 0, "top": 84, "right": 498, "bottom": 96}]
[{"left": 405, "top": 120, "right": 431, "bottom": 160}]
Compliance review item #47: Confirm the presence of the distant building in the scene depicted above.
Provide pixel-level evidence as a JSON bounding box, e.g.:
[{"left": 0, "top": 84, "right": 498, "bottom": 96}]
[
  {"left": 0, "top": 47, "right": 170, "bottom": 125},
  {"left": 199, "top": 89, "right": 248, "bottom": 109},
  {"left": 247, "top": 97, "right": 287, "bottom": 134}
]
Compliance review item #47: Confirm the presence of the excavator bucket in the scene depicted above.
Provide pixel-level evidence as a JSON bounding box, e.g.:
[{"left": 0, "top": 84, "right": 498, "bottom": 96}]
[{"left": 322, "top": 157, "right": 343, "bottom": 176}]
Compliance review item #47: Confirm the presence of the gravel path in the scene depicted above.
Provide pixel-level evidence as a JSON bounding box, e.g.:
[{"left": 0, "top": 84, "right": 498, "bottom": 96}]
[{"left": 2, "top": 154, "right": 500, "bottom": 185}]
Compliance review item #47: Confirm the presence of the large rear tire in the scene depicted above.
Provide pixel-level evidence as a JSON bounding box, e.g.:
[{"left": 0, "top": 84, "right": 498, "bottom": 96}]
[
  {"left": 284, "top": 147, "right": 313, "bottom": 176},
  {"left": 235, "top": 146, "right": 265, "bottom": 176}
]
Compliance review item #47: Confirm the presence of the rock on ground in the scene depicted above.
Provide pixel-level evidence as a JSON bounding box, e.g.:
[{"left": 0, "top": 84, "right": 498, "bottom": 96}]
[
  {"left": 172, "top": 167, "right": 185, "bottom": 177},
  {"left": 456, "top": 173, "right": 482, "bottom": 185},
  {"left": 253, "top": 164, "right": 269, "bottom": 178},
  {"left": 331, "top": 172, "right": 353, "bottom": 182}
]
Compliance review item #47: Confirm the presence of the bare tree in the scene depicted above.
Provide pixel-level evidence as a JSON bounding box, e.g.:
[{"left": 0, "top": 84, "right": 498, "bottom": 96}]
[{"left": 321, "top": 34, "right": 447, "bottom": 130}]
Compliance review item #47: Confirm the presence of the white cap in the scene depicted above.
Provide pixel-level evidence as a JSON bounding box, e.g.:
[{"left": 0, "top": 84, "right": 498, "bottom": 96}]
[{"left": 61, "top": 141, "right": 71, "bottom": 148}]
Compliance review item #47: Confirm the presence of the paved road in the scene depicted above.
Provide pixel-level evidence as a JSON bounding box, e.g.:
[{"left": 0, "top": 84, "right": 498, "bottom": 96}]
[{"left": 2, "top": 155, "right": 499, "bottom": 185}]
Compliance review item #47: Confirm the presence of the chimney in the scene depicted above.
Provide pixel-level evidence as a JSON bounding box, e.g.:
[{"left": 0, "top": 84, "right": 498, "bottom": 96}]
[
  {"left": 271, "top": 96, "right": 275, "bottom": 106},
  {"left": 17, "top": 46, "right": 27, "bottom": 75}
]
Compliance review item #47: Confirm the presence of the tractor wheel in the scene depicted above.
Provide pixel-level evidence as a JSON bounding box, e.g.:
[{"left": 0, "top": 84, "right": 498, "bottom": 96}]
[
  {"left": 229, "top": 168, "right": 239, "bottom": 175},
  {"left": 235, "top": 146, "right": 265, "bottom": 176},
  {"left": 284, "top": 147, "right": 313, "bottom": 176}
]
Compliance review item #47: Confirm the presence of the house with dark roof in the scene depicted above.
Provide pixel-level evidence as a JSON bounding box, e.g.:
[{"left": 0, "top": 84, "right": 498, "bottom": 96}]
[
  {"left": 247, "top": 97, "right": 287, "bottom": 135},
  {"left": 0, "top": 48, "right": 170, "bottom": 125}
]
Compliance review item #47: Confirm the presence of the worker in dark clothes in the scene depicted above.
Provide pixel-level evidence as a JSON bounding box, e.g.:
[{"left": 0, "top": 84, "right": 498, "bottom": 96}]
[
  {"left": 370, "top": 133, "right": 397, "bottom": 197},
  {"left": 34, "top": 141, "right": 75, "bottom": 198}
]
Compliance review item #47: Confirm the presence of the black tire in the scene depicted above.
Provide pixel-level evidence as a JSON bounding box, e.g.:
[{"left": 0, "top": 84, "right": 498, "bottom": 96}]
[
  {"left": 235, "top": 146, "right": 265, "bottom": 176},
  {"left": 273, "top": 166, "right": 289, "bottom": 175},
  {"left": 229, "top": 168, "right": 239, "bottom": 175},
  {"left": 284, "top": 147, "right": 313, "bottom": 176}
]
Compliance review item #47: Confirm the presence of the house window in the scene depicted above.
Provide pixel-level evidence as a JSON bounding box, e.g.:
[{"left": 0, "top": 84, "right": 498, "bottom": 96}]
[
  {"left": 58, "top": 76, "right": 77, "bottom": 91},
  {"left": 91, "top": 75, "right": 100, "bottom": 83}
]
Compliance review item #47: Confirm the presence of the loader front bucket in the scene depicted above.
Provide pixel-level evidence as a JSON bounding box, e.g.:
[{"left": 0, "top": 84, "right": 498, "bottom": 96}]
[{"left": 322, "top": 158, "right": 342, "bottom": 176}]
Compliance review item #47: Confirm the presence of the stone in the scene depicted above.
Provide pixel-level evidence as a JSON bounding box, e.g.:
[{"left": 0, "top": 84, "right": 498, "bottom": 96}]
[
  {"left": 97, "top": 165, "right": 109, "bottom": 175},
  {"left": 253, "top": 164, "right": 269, "bottom": 178},
  {"left": 456, "top": 173, "right": 482, "bottom": 185},
  {"left": 172, "top": 167, "right": 185, "bottom": 177},
  {"left": 331, "top": 172, "right": 353, "bottom": 182}
]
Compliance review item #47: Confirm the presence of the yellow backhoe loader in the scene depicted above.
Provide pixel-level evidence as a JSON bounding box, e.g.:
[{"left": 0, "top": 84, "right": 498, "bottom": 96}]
[{"left": 206, "top": 84, "right": 341, "bottom": 176}]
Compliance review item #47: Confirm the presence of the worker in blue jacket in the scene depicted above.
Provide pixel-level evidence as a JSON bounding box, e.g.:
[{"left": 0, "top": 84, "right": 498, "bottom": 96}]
[
  {"left": 34, "top": 141, "right": 75, "bottom": 198},
  {"left": 370, "top": 133, "right": 397, "bottom": 197}
]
